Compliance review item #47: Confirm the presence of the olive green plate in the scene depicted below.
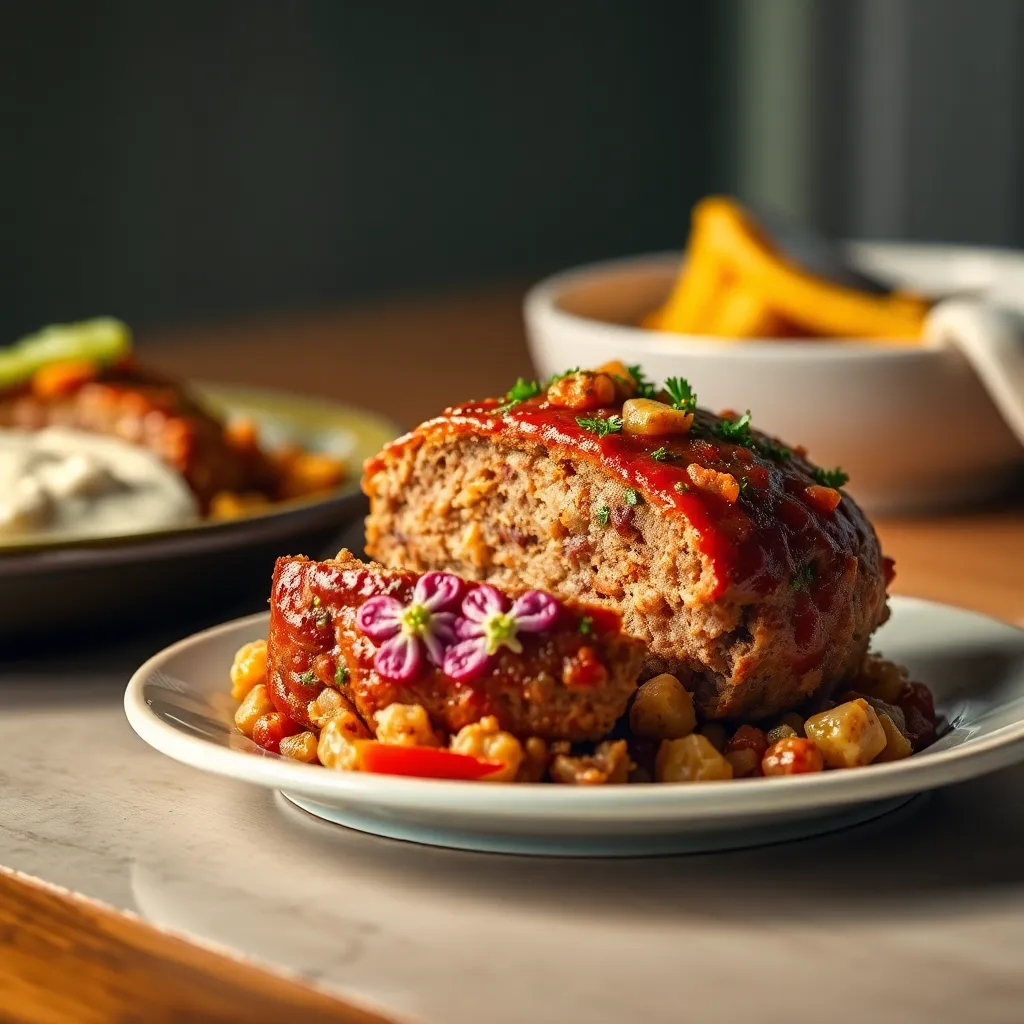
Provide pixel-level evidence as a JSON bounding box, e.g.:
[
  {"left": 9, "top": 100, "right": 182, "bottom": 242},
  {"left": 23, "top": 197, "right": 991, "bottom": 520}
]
[{"left": 0, "top": 385, "right": 398, "bottom": 642}]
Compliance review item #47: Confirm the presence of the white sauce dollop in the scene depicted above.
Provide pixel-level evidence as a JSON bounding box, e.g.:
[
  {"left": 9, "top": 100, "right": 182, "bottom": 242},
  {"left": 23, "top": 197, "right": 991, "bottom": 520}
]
[{"left": 0, "top": 427, "right": 199, "bottom": 541}]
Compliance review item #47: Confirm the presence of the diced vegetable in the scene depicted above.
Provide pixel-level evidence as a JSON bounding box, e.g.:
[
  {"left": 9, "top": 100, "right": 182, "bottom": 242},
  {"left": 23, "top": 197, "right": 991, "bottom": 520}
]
[
  {"left": 359, "top": 742, "right": 504, "bottom": 781},
  {"left": 234, "top": 683, "right": 274, "bottom": 737},
  {"left": 778, "top": 712, "right": 806, "bottom": 737},
  {"left": 251, "top": 712, "right": 302, "bottom": 754},
  {"left": 547, "top": 371, "right": 616, "bottom": 411},
  {"left": 804, "top": 698, "right": 887, "bottom": 768},
  {"left": 629, "top": 674, "right": 697, "bottom": 740},
  {"left": 449, "top": 716, "right": 523, "bottom": 781},
  {"left": 761, "top": 737, "right": 825, "bottom": 776},
  {"left": 621, "top": 398, "right": 694, "bottom": 437},
  {"left": 279, "top": 732, "right": 319, "bottom": 763},
  {"left": 655, "top": 734, "right": 733, "bottom": 782},
  {"left": 874, "top": 713, "right": 913, "bottom": 762},
  {"left": 229, "top": 640, "right": 269, "bottom": 701},
  {"left": 373, "top": 703, "right": 439, "bottom": 747},
  {"left": 766, "top": 724, "right": 797, "bottom": 745},
  {"left": 724, "top": 748, "right": 762, "bottom": 777},
  {"left": 853, "top": 655, "right": 908, "bottom": 703},
  {"left": 725, "top": 724, "right": 768, "bottom": 760}
]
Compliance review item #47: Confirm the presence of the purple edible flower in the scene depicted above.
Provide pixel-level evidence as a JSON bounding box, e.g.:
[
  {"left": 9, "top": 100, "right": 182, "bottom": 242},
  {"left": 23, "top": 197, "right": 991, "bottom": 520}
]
[
  {"left": 356, "top": 572, "right": 464, "bottom": 682},
  {"left": 443, "top": 585, "right": 560, "bottom": 682}
]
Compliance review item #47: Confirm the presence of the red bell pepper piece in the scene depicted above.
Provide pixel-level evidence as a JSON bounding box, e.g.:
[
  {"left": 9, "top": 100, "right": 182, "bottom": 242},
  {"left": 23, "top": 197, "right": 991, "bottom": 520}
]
[{"left": 357, "top": 741, "right": 503, "bottom": 780}]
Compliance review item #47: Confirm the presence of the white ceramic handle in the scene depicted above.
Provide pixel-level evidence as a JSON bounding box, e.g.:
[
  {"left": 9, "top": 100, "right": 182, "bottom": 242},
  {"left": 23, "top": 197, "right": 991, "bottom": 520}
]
[{"left": 925, "top": 299, "right": 1024, "bottom": 446}]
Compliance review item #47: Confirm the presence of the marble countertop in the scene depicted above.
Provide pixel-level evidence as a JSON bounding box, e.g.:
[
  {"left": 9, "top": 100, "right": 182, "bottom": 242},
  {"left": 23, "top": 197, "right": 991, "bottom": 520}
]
[{"left": 2, "top": 621, "right": 1024, "bottom": 1024}]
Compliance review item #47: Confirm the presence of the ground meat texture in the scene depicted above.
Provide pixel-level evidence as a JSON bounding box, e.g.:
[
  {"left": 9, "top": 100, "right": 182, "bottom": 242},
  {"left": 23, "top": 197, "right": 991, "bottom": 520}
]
[
  {"left": 266, "top": 551, "right": 647, "bottom": 741},
  {"left": 362, "top": 399, "right": 890, "bottom": 721},
  {"left": 0, "top": 366, "right": 275, "bottom": 510}
]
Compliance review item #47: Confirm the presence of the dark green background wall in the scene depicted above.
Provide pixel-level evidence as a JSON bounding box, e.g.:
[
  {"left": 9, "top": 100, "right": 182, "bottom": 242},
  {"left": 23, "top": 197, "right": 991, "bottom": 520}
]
[{"left": 1, "top": 1, "right": 723, "bottom": 339}]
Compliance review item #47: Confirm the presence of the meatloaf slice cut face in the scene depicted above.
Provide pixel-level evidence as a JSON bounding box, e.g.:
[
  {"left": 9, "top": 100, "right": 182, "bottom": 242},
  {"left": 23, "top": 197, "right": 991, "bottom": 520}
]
[
  {"left": 362, "top": 370, "right": 891, "bottom": 722},
  {"left": 267, "top": 551, "right": 647, "bottom": 742}
]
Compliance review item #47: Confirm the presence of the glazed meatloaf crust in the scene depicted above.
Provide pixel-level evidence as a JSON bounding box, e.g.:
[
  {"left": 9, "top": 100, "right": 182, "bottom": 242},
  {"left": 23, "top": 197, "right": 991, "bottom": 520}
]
[
  {"left": 362, "top": 378, "right": 892, "bottom": 722},
  {"left": 267, "top": 550, "right": 647, "bottom": 741}
]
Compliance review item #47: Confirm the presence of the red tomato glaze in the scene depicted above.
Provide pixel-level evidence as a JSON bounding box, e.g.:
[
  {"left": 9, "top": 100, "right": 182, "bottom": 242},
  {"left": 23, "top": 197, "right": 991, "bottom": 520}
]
[{"left": 366, "top": 395, "right": 887, "bottom": 669}]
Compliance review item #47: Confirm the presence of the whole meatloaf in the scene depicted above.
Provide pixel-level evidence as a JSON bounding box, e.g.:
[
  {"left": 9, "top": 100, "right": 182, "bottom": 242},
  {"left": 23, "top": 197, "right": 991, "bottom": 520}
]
[
  {"left": 362, "top": 366, "right": 892, "bottom": 722},
  {"left": 267, "top": 550, "right": 647, "bottom": 741}
]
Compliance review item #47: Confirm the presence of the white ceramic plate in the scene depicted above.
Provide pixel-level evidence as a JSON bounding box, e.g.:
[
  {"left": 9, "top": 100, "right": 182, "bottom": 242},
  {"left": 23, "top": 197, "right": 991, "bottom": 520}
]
[{"left": 125, "top": 596, "right": 1024, "bottom": 857}]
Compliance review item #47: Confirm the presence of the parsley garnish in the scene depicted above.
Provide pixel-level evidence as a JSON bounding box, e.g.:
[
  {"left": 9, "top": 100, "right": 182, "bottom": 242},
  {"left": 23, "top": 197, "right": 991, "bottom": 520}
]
[
  {"left": 713, "top": 410, "right": 754, "bottom": 447},
  {"left": 758, "top": 439, "right": 791, "bottom": 461},
  {"left": 576, "top": 414, "right": 623, "bottom": 438},
  {"left": 624, "top": 487, "right": 641, "bottom": 506},
  {"left": 650, "top": 446, "right": 671, "bottom": 461},
  {"left": 626, "top": 364, "right": 658, "bottom": 400},
  {"left": 595, "top": 505, "right": 610, "bottom": 526},
  {"left": 664, "top": 376, "right": 697, "bottom": 414},
  {"left": 334, "top": 664, "right": 350, "bottom": 687},
  {"left": 812, "top": 466, "right": 850, "bottom": 489},
  {"left": 298, "top": 670, "right": 318, "bottom": 687},
  {"left": 791, "top": 564, "right": 816, "bottom": 591},
  {"left": 578, "top": 615, "right": 594, "bottom": 636},
  {"left": 499, "top": 377, "right": 543, "bottom": 412},
  {"left": 673, "top": 480, "right": 689, "bottom": 493},
  {"left": 315, "top": 612, "right": 329, "bottom": 630},
  {"left": 547, "top": 366, "right": 580, "bottom": 386}
]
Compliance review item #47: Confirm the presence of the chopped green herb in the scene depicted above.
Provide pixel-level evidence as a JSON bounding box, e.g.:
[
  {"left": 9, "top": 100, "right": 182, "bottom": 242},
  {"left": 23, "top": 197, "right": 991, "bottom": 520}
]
[
  {"left": 624, "top": 487, "right": 641, "bottom": 506},
  {"left": 758, "top": 438, "right": 791, "bottom": 461},
  {"left": 576, "top": 413, "right": 623, "bottom": 438},
  {"left": 791, "top": 564, "right": 816, "bottom": 592},
  {"left": 578, "top": 615, "right": 594, "bottom": 636},
  {"left": 626, "top": 364, "right": 658, "bottom": 399},
  {"left": 334, "top": 664, "right": 350, "bottom": 687},
  {"left": 315, "top": 612, "right": 330, "bottom": 630},
  {"left": 812, "top": 466, "right": 850, "bottom": 489},
  {"left": 298, "top": 670, "right": 318, "bottom": 687},
  {"left": 650, "top": 445, "right": 672, "bottom": 461},
  {"left": 673, "top": 480, "right": 690, "bottom": 493},
  {"left": 312, "top": 595, "right": 322, "bottom": 607},
  {"left": 664, "top": 376, "right": 697, "bottom": 414},
  {"left": 498, "top": 376, "right": 543, "bottom": 412},
  {"left": 739, "top": 477, "right": 750, "bottom": 495},
  {"left": 595, "top": 505, "right": 611, "bottom": 527},
  {"left": 713, "top": 410, "right": 754, "bottom": 447},
  {"left": 547, "top": 366, "right": 581, "bottom": 386}
]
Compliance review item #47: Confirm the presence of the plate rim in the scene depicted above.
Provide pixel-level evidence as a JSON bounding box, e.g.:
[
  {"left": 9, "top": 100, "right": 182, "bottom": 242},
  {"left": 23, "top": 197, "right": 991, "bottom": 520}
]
[{"left": 123, "top": 595, "right": 1024, "bottom": 821}]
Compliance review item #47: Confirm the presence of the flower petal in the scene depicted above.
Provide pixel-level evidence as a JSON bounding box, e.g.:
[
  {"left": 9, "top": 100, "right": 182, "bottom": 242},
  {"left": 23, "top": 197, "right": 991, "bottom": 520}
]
[
  {"left": 422, "top": 611, "right": 458, "bottom": 667},
  {"left": 375, "top": 633, "right": 422, "bottom": 682},
  {"left": 461, "top": 585, "right": 506, "bottom": 623},
  {"left": 414, "top": 572, "right": 464, "bottom": 612},
  {"left": 356, "top": 596, "right": 403, "bottom": 641},
  {"left": 455, "top": 616, "right": 485, "bottom": 640},
  {"left": 443, "top": 637, "right": 491, "bottom": 682},
  {"left": 510, "top": 591, "right": 560, "bottom": 633},
  {"left": 430, "top": 611, "right": 458, "bottom": 643}
]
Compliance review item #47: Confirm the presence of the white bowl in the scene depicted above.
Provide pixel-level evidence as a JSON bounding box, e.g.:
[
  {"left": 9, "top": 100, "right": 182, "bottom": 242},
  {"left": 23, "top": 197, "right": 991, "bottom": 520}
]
[{"left": 524, "top": 244, "right": 1024, "bottom": 514}]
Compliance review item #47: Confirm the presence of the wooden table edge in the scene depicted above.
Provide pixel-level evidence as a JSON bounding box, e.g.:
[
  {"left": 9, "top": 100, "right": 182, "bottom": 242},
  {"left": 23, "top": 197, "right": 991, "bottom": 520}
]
[{"left": 0, "top": 864, "right": 399, "bottom": 1024}]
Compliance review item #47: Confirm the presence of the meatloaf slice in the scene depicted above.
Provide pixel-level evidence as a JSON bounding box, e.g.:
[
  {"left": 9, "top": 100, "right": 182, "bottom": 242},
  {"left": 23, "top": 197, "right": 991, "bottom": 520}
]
[
  {"left": 267, "top": 550, "right": 647, "bottom": 741},
  {"left": 362, "top": 384, "right": 891, "bottom": 722}
]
